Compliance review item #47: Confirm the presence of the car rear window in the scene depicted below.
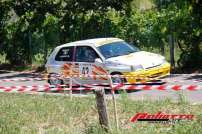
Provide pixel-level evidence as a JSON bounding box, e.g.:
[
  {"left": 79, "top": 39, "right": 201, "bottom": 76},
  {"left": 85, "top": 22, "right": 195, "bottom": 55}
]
[{"left": 55, "top": 47, "right": 74, "bottom": 61}]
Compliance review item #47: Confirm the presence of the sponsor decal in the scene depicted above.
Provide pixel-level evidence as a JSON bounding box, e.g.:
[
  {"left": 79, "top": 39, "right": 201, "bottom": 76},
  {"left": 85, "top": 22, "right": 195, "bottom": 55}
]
[{"left": 130, "top": 112, "right": 194, "bottom": 124}]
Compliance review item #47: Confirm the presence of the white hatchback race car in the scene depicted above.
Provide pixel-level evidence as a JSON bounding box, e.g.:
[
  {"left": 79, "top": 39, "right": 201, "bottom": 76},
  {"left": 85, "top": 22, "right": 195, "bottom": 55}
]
[{"left": 45, "top": 38, "right": 170, "bottom": 85}]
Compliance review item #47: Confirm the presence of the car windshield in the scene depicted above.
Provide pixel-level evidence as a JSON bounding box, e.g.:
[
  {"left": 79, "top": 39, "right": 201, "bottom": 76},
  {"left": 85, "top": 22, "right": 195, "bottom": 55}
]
[{"left": 98, "top": 41, "right": 139, "bottom": 59}]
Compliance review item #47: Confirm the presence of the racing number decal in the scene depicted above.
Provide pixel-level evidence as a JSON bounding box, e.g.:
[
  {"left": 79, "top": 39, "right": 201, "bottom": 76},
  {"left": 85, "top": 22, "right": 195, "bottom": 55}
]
[
  {"left": 82, "top": 66, "right": 89, "bottom": 75},
  {"left": 79, "top": 64, "right": 92, "bottom": 75}
]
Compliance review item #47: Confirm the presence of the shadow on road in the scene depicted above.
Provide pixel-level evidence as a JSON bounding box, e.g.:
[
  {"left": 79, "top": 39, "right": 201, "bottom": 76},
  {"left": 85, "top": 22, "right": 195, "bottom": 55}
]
[
  {"left": 185, "top": 75, "right": 202, "bottom": 81},
  {"left": 44, "top": 89, "right": 141, "bottom": 95},
  {"left": 0, "top": 70, "right": 13, "bottom": 74},
  {"left": 0, "top": 72, "right": 45, "bottom": 80}
]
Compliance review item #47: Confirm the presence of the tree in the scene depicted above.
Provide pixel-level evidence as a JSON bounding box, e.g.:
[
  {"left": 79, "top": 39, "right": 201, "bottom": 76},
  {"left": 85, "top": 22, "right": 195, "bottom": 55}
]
[
  {"left": 1, "top": 0, "right": 132, "bottom": 65},
  {"left": 153, "top": 0, "right": 202, "bottom": 70}
]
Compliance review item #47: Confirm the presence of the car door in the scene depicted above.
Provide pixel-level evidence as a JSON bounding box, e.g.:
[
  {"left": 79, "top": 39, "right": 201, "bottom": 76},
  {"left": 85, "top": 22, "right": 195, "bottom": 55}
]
[
  {"left": 53, "top": 46, "right": 75, "bottom": 78},
  {"left": 73, "top": 45, "right": 109, "bottom": 85}
]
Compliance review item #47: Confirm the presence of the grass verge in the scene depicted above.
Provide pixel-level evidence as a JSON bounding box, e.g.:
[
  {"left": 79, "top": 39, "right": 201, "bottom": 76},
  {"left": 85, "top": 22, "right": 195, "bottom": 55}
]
[{"left": 0, "top": 93, "right": 201, "bottom": 134}]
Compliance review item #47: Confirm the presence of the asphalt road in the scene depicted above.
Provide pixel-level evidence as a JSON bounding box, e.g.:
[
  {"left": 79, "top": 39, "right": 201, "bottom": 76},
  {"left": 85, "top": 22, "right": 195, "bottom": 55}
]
[{"left": 0, "top": 71, "right": 202, "bottom": 104}]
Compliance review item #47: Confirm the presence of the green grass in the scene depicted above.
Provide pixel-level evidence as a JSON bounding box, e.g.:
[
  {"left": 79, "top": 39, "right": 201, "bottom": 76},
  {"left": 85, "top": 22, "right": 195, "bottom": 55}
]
[{"left": 0, "top": 93, "right": 201, "bottom": 134}]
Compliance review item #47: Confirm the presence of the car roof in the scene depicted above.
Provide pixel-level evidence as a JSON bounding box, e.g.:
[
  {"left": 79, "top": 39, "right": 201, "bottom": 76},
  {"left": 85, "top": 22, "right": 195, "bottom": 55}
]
[{"left": 56, "top": 38, "right": 123, "bottom": 49}]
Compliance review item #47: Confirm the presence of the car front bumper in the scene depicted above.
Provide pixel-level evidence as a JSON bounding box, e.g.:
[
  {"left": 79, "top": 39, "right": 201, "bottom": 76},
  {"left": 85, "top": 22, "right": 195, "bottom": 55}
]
[{"left": 122, "top": 63, "right": 170, "bottom": 83}]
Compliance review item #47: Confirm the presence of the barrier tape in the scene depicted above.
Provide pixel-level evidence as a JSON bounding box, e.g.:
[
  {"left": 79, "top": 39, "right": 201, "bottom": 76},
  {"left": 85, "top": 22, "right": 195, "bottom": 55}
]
[
  {"left": 0, "top": 84, "right": 201, "bottom": 93},
  {"left": 0, "top": 78, "right": 48, "bottom": 82},
  {"left": 0, "top": 77, "right": 164, "bottom": 84},
  {"left": 0, "top": 76, "right": 201, "bottom": 83},
  {"left": 0, "top": 85, "right": 94, "bottom": 92},
  {"left": 112, "top": 84, "right": 201, "bottom": 91}
]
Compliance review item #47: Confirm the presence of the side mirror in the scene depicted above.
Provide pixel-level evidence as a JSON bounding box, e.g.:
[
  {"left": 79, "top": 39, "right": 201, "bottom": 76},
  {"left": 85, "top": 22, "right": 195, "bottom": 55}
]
[{"left": 95, "top": 58, "right": 103, "bottom": 63}]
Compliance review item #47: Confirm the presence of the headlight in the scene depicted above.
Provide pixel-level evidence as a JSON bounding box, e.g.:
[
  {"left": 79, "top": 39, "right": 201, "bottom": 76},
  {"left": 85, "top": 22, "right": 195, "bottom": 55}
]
[{"left": 131, "top": 65, "right": 144, "bottom": 71}]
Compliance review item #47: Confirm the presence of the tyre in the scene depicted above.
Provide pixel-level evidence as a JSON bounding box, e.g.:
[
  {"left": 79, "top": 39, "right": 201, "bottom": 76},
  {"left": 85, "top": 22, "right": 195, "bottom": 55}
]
[
  {"left": 111, "top": 73, "right": 126, "bottom": 93},
  {"left": 48, "top": 73, "right": 64, "bottom": 86},
  {"left": 111, "top": 73, "right": 126, "bottom": 84}
]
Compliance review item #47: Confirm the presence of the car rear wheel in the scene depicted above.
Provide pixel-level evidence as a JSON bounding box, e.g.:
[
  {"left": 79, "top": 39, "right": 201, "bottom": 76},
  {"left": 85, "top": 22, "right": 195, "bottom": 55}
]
[{"left": 48, "top": 73, "right": 64, "bottom": 86}]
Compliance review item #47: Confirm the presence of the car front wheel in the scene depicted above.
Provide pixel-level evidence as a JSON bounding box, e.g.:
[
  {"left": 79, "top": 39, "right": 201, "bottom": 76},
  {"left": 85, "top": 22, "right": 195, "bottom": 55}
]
[{"left": 111, "top": 73, "right": 126, "bottom": 84}]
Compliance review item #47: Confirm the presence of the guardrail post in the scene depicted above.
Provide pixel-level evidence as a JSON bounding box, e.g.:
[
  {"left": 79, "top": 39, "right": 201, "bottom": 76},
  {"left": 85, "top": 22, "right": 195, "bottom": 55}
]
[{"left": 94, "top": 87, "right": 109, "bottom": 131}]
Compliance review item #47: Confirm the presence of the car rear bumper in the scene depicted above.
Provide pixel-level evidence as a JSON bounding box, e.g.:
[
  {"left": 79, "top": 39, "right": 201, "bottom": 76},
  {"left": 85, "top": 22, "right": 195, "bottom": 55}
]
[{"left": 122, "top": 63, "right": 170, "bottom": 83}]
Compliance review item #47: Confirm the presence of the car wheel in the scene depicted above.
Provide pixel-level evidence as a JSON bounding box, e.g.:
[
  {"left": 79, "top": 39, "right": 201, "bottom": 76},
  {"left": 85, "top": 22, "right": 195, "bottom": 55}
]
[
  {"left": 111, "top": 73, "right": 126, "bottom": 94},
  {"left": 48, "top": 74, "right": 64, "bottom": 86},
  {"left": 111, "top": 74, "right": 125, "bottom": 84}
]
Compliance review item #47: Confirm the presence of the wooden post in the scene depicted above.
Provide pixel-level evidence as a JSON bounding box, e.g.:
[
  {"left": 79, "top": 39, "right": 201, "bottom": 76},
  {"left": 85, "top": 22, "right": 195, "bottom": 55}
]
[
  {"left": 109, "top": 76, "right": 119, "bottom": 130},
  {"left": 94, "top": 87, "right": 109, "bottom": 130},
  {"left": 111, "top": 90, "right": 118, "bottom": 130},
  {"left": 69, "top": 77, "right": 72, "bottom": 100}
]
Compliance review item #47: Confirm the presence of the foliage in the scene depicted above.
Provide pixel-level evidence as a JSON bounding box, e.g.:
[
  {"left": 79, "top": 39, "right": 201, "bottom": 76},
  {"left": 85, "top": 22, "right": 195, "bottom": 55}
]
[{"left": 0, "top": 0, "right": 201, "bottom": 70}]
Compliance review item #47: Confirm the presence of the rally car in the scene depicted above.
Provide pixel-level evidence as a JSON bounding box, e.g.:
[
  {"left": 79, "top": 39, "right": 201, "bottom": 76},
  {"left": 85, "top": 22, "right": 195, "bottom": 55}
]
[{"left": 45, "top": 38, "right": 170, "bottom": 85}]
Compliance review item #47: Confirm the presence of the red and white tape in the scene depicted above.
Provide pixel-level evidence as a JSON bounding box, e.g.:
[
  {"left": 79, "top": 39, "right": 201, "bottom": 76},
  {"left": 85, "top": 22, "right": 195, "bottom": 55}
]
[
  {"left": 0, "top": 84, "right": 201, "bottom": 93},
  {"left": 0, "top": 78, "right": 156, "bottom": 84},
  {"left": 0, "top": 78, "right": 48, "bottom": 82},
  {"left": 0, "top": 76, "right": 158, "bottom": 83},
  {"left": 112, "top": 84, "right": 202, "bottom": 91},
  {"left": 0, "top": 85, "right": 94, "bottom": 92},
  {"left": 1, "top": 77, "right": 201, "bottom": 84}
]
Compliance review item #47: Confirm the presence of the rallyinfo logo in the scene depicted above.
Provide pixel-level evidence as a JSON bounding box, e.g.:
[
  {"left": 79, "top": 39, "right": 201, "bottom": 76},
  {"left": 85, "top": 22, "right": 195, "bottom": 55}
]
[{"left": 130, "top": 112, "right": 194, "bottom": 124}]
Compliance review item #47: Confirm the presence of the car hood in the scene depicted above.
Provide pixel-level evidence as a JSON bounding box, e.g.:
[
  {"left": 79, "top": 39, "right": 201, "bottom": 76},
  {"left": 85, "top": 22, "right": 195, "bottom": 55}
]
[{"left": 105, "top": 51, "right": 165, "bottom": 69}]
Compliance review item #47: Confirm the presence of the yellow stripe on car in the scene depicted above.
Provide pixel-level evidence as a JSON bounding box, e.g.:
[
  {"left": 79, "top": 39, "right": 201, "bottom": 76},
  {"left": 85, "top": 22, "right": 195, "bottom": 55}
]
[{"left": 123, "top": 63, "right": 170, "bottom": 83}]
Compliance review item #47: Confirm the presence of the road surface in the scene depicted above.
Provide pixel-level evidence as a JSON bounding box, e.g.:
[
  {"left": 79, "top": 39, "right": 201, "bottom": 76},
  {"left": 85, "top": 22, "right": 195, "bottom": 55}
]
[{"left": 0, "top": 71, "right": 202, "bottom": 104}]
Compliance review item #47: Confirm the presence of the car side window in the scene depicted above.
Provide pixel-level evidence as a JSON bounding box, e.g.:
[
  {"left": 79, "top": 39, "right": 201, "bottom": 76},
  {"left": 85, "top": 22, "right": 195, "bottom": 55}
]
[
  {"left": 55, "top": 47, "right": 74, "bottom": 61},
  {"left": 75, "top": 46, "right": 99, "bottom": 62}
]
